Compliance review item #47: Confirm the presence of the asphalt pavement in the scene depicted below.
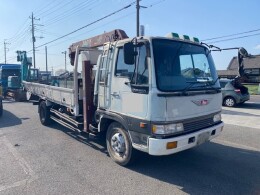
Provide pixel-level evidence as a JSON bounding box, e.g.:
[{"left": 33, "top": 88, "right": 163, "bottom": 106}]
[{"left": 0, "top": 99, "right": 259, "bottom": 195}]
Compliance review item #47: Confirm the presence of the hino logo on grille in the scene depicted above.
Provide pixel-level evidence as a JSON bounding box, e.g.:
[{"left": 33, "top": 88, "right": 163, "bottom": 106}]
[{"left": 192, "top": 99, "right": 211, "bottom": 106}]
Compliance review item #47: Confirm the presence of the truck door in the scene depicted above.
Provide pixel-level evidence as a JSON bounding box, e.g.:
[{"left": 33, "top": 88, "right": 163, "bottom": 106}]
[{"left": 110, "top": 43, "right": 149, "bottom": 119}]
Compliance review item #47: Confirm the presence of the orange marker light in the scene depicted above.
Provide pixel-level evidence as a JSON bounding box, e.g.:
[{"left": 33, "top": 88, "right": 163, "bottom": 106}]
[
  {"left": 140, "top": 122, "right": 147, "bottom": 128},
  {"left": 166, "top": 141, "right": 178, "bottom": 149}
]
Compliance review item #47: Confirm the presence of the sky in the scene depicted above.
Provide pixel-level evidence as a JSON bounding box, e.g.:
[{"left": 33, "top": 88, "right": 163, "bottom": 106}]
[{"left": 0, "top": 0, "right": 260, "bottom": 74}]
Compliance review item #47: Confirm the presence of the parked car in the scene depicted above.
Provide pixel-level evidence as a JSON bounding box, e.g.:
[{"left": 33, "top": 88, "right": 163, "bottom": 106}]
[{"left": 219, "top": 79, "right": 250, "bottom": 107}]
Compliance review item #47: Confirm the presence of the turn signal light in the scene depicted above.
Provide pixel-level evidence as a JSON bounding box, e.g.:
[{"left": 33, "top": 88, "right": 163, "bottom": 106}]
[{"left": 166, "top": 141, "right": 178, "bottom": 149}]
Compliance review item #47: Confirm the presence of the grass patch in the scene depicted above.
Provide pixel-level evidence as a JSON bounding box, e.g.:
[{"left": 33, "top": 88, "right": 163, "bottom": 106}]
[{"left": 244, "top": 84, "right": 259, "bottom": 95}]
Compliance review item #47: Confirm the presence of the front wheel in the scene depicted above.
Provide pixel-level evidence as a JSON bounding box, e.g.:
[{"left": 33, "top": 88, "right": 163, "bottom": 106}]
[
  {"left": 224, "top": 97, "right": 236, "bottom": 107},
  {"left": 106, "top": 122, "right": 136, "bottom": 166},
  {"left": 39, "top": 101, "right": 52, "bottom": 125}
]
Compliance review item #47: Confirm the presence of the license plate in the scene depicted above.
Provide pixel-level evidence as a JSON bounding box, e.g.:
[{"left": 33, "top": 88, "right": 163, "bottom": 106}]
[{"left": 197, "top": 132, "right": 210, "bottom": 145}]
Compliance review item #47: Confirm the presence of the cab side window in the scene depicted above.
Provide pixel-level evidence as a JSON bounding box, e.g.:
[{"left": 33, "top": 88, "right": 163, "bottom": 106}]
[
  {"left": 134, "top": 45, "right": 148, "bottom": 85},
  {"left": 115, "top": 48, "right": 135, "bottom": 78},
  {"left": 115, "top": 45, "right": 148, "bottom": 86}
]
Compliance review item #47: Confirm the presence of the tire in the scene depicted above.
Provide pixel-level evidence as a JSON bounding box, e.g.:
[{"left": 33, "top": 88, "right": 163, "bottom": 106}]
[
  {"left": 14, "top": 93, "right": 21, "bottom": 102},
  {"left": 224, "top": 97, "right": 236, "bottom": 107},
  {"left": 0, "top": 100, "right": 3, "bottom": 117},
  {"left": 39, "top": 101, "right": 52, "bottom": 125},
  {"left": 106, "top": 122, "right": 136, "bottom": 166}
]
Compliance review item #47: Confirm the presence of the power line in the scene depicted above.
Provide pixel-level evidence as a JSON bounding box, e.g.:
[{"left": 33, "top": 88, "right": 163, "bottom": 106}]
[
  {"left": 35, "top": 0, "right": 73, "bottom": 17},
  {"left": 35, "top": 29, "right": 62, "bottom": 37},
  {"left": 8, "top": 29, "right": 31, "bottom": 51},
  {"left": 33, "top": 0, "right": 61, "bottom": 15},
  {"left": 2, "top": 55, "right": 17, "bottom": 64},
  {"left": 207, "top": 32, "right": 260, "bottom": 44},
  {"left": 39, "top": 0, "right": 75, "bottom": 18},
  {"left": 146, "top": 0, "right": 166, "bottom": 7},
  {"left": 5, "top": 19, "right": 30, "bottom": 42},
  {"left": 45, "top": 11, "right": 136, "bottom": 50},
  {"left": 36, "top": 0, "right": 166, "bottom": 50},
  {"left": 43, "top": 0, "right": 95, "bottom": 26},
  {"left": 35, "top": 51, "right": 60, "bottom": 56},
  {"left": 43, "top": 0, "right": 98, "bottom": 27},
  {"left": 34, "top": 2, "right": 135, "bottom": 50},
  {"left": 202, "top": 28, "right": 260, "bottom": 41}
]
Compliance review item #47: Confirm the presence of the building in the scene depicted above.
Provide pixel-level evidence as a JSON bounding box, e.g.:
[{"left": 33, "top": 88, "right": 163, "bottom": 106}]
[{"left": 218, "top": 54, "right": 260, "bottom": 83}]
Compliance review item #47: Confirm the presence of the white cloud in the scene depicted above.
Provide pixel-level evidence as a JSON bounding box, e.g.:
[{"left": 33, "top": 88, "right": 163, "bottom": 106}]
[{"left": 255, "top": 44, "right": 260, "bottom": 50}]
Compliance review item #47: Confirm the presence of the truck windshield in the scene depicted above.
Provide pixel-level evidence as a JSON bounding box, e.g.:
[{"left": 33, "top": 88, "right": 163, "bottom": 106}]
[{"left": 153, "top": 39, "right": 219, "bottom": 92}]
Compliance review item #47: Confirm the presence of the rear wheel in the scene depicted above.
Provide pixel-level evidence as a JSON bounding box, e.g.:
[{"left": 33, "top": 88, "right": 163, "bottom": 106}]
[
  {"left": 106, "top": 122, "right": 136, "bottom": 166},
  {"left": 224, "top": 97, "right": 236, "bottom": 107},
  {"left": 14, "top": 93, "right": 21, "bottom": 102},
  {"left": 39, "top": 101, "right": 52, "bottom": 125}
]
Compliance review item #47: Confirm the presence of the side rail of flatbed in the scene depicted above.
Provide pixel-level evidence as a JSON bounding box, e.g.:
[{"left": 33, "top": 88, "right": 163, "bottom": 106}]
[{"left": 23, "top": 81, "right": 75, "bottom": 110}]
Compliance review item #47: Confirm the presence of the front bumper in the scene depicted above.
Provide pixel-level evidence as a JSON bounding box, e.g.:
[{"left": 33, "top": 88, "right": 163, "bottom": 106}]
[{"left": 148, "top": 122, "right": 224, "bottom": 156}]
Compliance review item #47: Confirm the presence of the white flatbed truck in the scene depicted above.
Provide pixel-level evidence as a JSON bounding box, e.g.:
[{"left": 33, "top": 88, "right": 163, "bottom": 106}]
[{"left": 23, "top": 29, "right": 224, "bottom": 166}]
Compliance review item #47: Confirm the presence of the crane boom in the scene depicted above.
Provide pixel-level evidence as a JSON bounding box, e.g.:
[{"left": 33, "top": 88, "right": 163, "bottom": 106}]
[{"left": 68, "top": 29, "right": 128, "bottom": 65}]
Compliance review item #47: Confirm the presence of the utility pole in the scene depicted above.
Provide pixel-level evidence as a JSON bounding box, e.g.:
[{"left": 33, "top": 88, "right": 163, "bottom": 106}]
[
  {"left": 29, "top": 12, "right": 40, "bottom": 68},
  {"left": 45, "top": 46, "right": 48, "bottom": 72},
  {"left": 136, "top": 0, "right": 147, "bottom": 37},
  {"left": 62, "top": 51, "right": 67, "bottom": 71},
  {"left": 3, "top": 40, "right": 10, "bottom": 64},
  {"left": 136, "top": 0, "right": 140, "bottom": 37}
]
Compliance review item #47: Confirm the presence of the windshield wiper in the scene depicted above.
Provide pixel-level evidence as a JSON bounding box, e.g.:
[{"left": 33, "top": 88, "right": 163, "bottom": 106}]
[
  {"left": 182, "top": 81, "right": 201, "bottom": 95},
  {"left": 202, "top": 77, "right": 221, "bottom": 92},
  {"left": 182, "top": 77, "right": 220, "bottom": 95}
]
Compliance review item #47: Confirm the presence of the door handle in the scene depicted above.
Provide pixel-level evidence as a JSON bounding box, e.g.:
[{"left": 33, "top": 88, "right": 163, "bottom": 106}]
[{"left": 111, "top": 92, "right": 120, "bottom": 97}]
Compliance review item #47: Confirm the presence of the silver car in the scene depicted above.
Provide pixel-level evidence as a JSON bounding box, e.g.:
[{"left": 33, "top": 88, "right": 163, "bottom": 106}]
[{"left": 220, "top": 79, "right": 250, "bottom": 107}]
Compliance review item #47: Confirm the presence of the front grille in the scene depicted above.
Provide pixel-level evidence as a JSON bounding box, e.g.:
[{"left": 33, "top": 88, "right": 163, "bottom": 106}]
[{"left": 183, "top": 116, "right": 216, "bottom": 132}]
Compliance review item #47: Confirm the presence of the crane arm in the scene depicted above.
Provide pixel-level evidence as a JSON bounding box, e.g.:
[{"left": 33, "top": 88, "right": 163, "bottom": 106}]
[{"left": 68, "top": 29, "right": 128, "bottom": 65}]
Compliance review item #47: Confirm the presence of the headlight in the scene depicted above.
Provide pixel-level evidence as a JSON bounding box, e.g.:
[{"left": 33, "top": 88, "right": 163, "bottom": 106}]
[
  {"left": 213, "top": 113, "right": 221, "bottom": 122},
  {"left": 152, "top": 123, "right": 184, "bottom": 135}
]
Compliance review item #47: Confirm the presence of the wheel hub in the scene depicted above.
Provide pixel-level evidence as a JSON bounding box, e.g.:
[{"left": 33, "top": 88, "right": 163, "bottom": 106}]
[
  {"left": 226, "top": 98, "right": 234, "bottom": 106},
  {"left": 111, "top": 133, "right": 126, "bottom": 155}
]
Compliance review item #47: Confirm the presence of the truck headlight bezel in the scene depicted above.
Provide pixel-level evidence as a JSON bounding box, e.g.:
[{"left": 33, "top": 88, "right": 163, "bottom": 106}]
[
  {"left": 152, "top": 123, "right": 184, "bottom": 135},
  {"left": 213, "top": 113, "right": 222, "bottom": 122}
]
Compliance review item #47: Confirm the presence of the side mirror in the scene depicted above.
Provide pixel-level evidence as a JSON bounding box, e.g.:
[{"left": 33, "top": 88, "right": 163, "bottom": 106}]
[
  {"left": 238, "top": 47, "right": 248, "bottom": 58},
  {"left": 124, "top": 42, "right": 135, "bottom": 65}
]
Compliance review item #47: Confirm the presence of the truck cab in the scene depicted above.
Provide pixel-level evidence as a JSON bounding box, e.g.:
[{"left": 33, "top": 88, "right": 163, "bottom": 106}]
[
  {"left": 93, "top": 33, "right": 223, "bottom": 165},
  {"left": 0, "top": 64, "right": 21, "bottom": 96}
]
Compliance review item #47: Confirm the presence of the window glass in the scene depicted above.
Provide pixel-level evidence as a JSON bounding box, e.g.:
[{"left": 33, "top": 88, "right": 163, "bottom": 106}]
[
  {"left": 99, "top": 50, "right": 110, "bottom": 85},
  {"left": 100, "top": 56, "right": 107, "bottom": 83},
  {"left": 134, "top": 45, "right": 148, "bottom": 85},
  {"left": 219, "top": 81, "right": 227, "bottom": 88},
  {"left": 180, "top": 55, "right": 193, "bottom": 78},
  {"left": 153, "top": 39, "right": 219, "bottom": 92},
  {"left": 115, "top": 48, "right": 135, "bottom": 78}
]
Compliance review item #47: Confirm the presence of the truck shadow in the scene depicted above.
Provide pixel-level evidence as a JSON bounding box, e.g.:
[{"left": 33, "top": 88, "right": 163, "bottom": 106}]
[
  {"left": 46, "top": 123, "right": 260, "bottom": 195},
  {"left": 128, "top": 142, "right": 260, "bottom": 195},
  {"left": 50, "top": 123, "right": 108, "bottom": 155},
  {"left": 222, "top": 109, "right": 260, "bottom": 117},
  {"left": 236, "top": 102, "right": 260, "bottom": 110},
  {"left": 0, "top": 109, "right": 22, "bottom": 128}
]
